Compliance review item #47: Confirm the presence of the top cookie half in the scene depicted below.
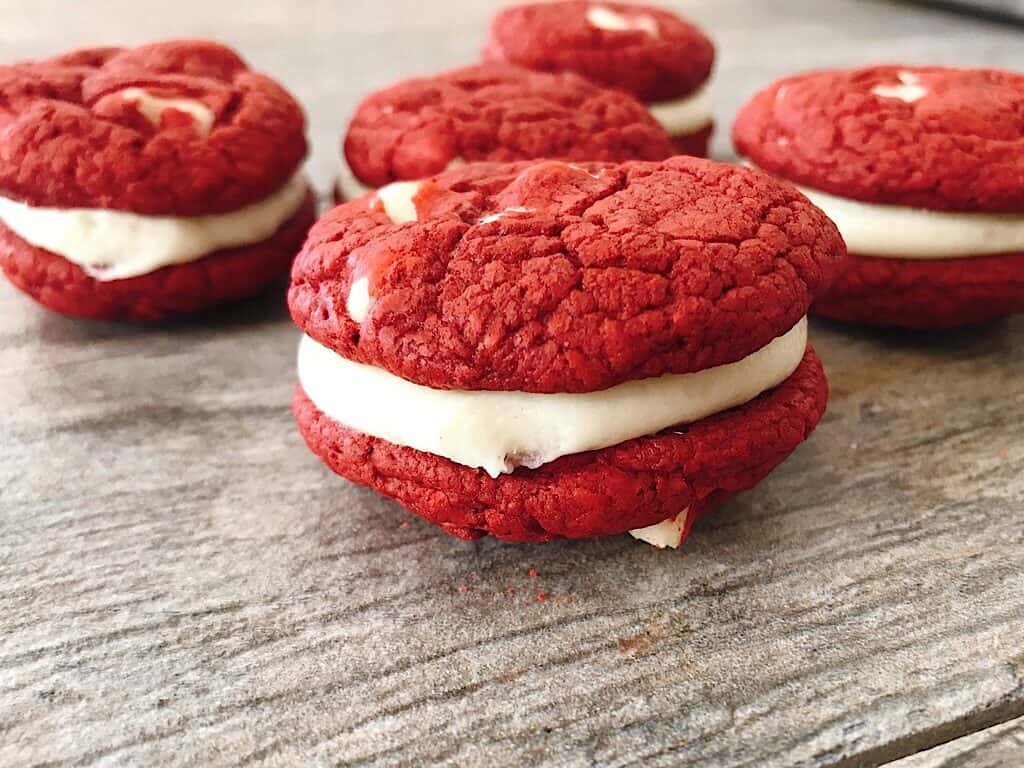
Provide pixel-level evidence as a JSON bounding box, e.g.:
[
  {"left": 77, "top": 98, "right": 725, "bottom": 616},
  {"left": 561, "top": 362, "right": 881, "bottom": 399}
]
[
  {"left": 0, "top": 40, "right": 307, "bottom": 215},
  {"left": 290, "top": 157, "right": 845, "bottom": 394},
  {"left": 483, "top": 1, "right": 714, "bottom": 102},
  {"left": 343, "top": 63, "right": 675, "bottom": 188},
  {"left": 733, "top": 65, "right": 1024, "bottom": 213}
]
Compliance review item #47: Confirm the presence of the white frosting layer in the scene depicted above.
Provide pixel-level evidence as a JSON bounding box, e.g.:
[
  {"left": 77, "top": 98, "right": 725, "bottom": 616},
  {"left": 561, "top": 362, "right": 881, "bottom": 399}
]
[
  {"left": 337, "top": 158, "right": 466, "bottom": 203},
  {"left": 630, "top": 509, "right": 689, "bottom": 549},
  {"left": 297, "top": 317, "right": 808, "bottom": 478},
  {"left": 794, "top": 183, "right": 1024, "bottom": 259},
  {"left": 0, "top": 173, "right": 308, "bottom": 280},
  {"left": 337, "top": 159, "right": 376, "bottom": 201},
  {"left": 649, "top": 85, "right": 713, "bottom": 137}
]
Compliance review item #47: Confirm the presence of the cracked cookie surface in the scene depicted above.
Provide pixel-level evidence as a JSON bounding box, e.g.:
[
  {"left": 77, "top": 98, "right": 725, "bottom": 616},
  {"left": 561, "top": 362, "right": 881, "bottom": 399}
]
[
  {"left": 290, "top": 157, "right": 845, "bottom": 393},
  {"left": 343, "top": 64, "right": 675, "bottom": 188},
  {"left": 733, "top": 66, "right": 1024, "bottom": 213},
  {"left": 0, "top": 40, "right": 307, "bottom": 214},
  {"left": 483, "top": 1, "right": 714, "bottom": 102}
]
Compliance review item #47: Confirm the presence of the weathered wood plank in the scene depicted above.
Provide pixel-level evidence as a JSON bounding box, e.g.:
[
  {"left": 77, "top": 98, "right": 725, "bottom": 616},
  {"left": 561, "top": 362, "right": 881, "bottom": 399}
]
[
  {"left": 888, "top": 714, "right": 1024, "bottom": 767},
  {"left": 2, "top": 1, "right": 1023, "bottom": 766}
]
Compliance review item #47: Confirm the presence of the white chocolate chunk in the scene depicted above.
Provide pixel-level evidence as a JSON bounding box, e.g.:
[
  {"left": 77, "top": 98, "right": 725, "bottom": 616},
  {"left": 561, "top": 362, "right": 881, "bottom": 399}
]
[
  {"left": 374, "top": 181, "right": 422, "bottom": 224},
  {"left": 478, "top": 206, "right": 534, "bottom": 224},
  {"left": 346, "top": 277, "right": 372, "bottom": 323},
  {"left": 871, "top": 71, "right": 927, "bottom": 103},
  {"left": 629, "top": 509, "right": 690, "bottom": 548},
  {"left": 119, "top": 87, "right": 215, "bottom": 135},
  {"left": 586, "top": 5, "right": 659, "bottom": 36}
]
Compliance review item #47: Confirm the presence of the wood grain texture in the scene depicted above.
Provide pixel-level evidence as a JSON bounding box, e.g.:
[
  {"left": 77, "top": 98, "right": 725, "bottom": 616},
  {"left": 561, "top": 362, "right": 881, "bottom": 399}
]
[
  {"left": 889, "top": 715, "right": 1024, "bottom": 767},
  {"left": 1, "top": 1, "right": 1023, "bottom": 766}
]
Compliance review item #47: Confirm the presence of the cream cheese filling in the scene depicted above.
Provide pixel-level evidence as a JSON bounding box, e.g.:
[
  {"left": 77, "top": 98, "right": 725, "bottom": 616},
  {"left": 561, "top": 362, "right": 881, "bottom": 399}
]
[
  {"left": 0, "top": 173, "right": 309, "bottom": 281},
  {"left": 297, "top": 317, "right": 808, "bottom": 479},
  {"left": 336, "top": 157, "right": 466, "bottom": 203},
  {"left": 337, "top": 159, "right": 376, "bottom": 202},
  {"left": 648, "top": 85, "right": 713, "bottom": 137},
  {"left": 793, "top": 183, "right": 1024, "bottom": 259}
]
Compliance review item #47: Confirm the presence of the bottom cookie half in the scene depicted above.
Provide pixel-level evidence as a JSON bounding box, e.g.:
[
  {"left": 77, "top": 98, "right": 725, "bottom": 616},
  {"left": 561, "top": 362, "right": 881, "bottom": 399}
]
[
  {"left": 0, "top": 192, "right": 317, "bottom": 321},
  {"left": 293, "top": 346, "right": 828, "bottom": 543},
  {"left": 813, "top": 250, "right": 1024, "bottom": 329}
]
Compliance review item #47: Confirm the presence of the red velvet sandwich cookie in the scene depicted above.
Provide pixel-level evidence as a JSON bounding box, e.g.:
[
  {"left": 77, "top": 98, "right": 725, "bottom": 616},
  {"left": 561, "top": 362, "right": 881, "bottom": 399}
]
[
  {"left": 733, "top": 65, "right": 1024, "bottom": 329},
  {"left": 0, "top": 40, "right": 315, "bottom": 321},
  {"left": 338, "top": 63, "right": 675, "bottom": 200},
  {"left": 483, "top": 1, "right": 715, "bottom": 156},
  {"left": 290, "top": 157, "right": 845, "bottom": 546}
]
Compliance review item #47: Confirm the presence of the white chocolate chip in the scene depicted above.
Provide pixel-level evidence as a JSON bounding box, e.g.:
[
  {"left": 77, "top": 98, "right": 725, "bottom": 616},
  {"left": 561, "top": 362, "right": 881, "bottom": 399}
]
[
  {"left": 374, "top": 180, "right": 422, "bottom": 224},
  {"left": 566, "top": 163, "right": 604, "bottom": 180},
  {"left": 478, "top": 206, "right": 534, "bottom": 224},
  {"left": 586, "top": 5, "right": 659, "bottom": 36},
  {"left": 346, "top": 276, "right": 372, "bottom": 323},
  {"left": 629, "top": 509, "right": 690, "bottom": 549},
  {"left": 119, "top": 87, "right": 215, "bottom": 136},
  {"left": 871, "top": 71, "right": 927, "bottom": 103}
]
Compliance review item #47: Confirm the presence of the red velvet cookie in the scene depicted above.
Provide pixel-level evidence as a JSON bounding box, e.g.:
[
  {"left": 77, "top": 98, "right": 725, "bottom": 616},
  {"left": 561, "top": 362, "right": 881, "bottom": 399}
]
[
  {"left": 0, "top": 40, "right": 314, "bottom": 321},
  {"left": 483, "top": 2, "right": 715, "bottom": 156},
  {"left": 290, "top": 158, "right": 845, "bottom": 545},
  {"left": 342, "top": 63, "right": 676, "bottom": 193},
  {"left": 734, "top": 65, "right": 1024, "bottom": 328}
]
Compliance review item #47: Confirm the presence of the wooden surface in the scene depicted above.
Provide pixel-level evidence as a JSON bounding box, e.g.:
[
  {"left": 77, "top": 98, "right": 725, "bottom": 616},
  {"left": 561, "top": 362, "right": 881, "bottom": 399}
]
[
  {"left": 2, "top": 1, "right": 1023, "bottom": 766},
  {"left": 891, "top": 714, "right": 1024, "bottom": 767}
]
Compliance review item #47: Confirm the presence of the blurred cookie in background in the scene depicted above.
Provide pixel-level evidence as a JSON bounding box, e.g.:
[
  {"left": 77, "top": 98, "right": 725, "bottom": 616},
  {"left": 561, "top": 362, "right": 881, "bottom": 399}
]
[
  {"left": 0, "top": 40, "right": 314, "bottom": 321},
  {"left": 337, "top": 63, "right": 675, "bottom": 201},
  {"left": 734, "top": 65, "right": 1024, "bottom": 329},
  {"left": 484, "top": 1, "right": 715, "bottom": 156}
]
